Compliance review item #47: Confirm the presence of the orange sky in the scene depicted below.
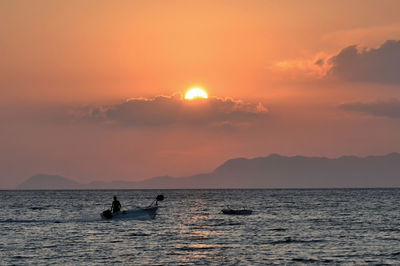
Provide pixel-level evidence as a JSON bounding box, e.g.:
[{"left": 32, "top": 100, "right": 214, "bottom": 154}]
[{"left": 1, "top": 0, "right": 400, "bottom": 188}]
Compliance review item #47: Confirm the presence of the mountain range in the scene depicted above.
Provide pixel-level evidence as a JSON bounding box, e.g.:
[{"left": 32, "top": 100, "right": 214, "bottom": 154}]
[{"left": 18, "top": 153, "right": 400, "bottom": 189}]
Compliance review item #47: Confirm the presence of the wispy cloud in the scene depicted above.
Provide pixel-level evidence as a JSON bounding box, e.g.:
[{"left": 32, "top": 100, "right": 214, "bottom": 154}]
[
  {"left": 273, "top": 52, "right": 332, "bottom": 80},
  {"left": 339, "top": 99, "right": 400, "bottom": 118}
]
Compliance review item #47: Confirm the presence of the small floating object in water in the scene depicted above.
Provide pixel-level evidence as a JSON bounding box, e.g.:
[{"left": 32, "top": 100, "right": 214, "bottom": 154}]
[{"left": 221, "top": 208, "right": 252, "bottom": 215}]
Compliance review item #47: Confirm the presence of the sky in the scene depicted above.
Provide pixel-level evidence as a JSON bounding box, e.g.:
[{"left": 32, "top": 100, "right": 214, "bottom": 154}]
[{"left": 1, "top": 0, "right": 400, "bottom": 188}]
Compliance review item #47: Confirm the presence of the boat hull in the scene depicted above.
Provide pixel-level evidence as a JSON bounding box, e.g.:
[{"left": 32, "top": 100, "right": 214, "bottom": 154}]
[{"left": 101, "top": 206, "right": 159, "bottom": 220}]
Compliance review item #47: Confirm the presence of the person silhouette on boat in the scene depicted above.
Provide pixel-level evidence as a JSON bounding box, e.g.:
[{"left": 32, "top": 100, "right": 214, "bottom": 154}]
[{"left": 111, "top": 196, "right": 121, "bottom": 213}]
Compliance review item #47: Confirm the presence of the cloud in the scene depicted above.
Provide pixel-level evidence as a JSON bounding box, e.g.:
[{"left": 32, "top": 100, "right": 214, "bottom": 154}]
[
  {"left": 339, "top": 99, "right": 400, "bottom": 118},
  {"left": 328, "top": 40, "right": 400, "bottom": 84},
  {"left": 271, "top": 40, "right": 400, "bottom": 85},
  {"left": 72, "top": 94, "right": 268, "bottom": 127},
  {"left": 272, "top": 52, "right": 332, "bottom": 81}
]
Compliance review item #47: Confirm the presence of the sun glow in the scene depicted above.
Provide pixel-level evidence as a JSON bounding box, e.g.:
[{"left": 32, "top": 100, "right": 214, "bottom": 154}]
[{"left": 184, "top": 88, "right": 208, "bottom": 100}]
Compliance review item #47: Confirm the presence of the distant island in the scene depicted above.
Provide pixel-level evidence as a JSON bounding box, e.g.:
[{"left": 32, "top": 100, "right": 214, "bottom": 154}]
[
  {"left": 18, "top": 153, "right": 400, "bottom": 189},
  {"left": 18, "top": 174, "right": 82, "bottom": 190}
]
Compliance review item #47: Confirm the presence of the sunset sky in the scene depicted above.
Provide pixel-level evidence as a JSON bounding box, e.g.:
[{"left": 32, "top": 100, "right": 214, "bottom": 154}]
[{"left": 2, "top": 0, "right": 400, "bottom": 188}]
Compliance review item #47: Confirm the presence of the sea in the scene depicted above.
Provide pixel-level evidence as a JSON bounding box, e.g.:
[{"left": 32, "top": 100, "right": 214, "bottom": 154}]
[{"left": 0, "top": 189, "right": 399, "bottom": 265}]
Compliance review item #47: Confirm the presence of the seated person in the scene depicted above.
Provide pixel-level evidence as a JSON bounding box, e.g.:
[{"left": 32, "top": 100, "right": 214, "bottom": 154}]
[{"left": 111, "top": 196, "right": 121, "bottom": 213}]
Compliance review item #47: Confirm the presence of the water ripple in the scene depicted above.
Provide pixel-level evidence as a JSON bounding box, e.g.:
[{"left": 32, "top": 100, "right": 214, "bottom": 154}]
[{"left": 0, "top": 189, "right": 399, "bottom": 264}]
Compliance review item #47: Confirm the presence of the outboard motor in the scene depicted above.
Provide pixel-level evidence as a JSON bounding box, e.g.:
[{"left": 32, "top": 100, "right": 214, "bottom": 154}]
[
  {"left": 155, "top": 194, "right": 164, "bottom": 205},
  {"left": 156, "top": 195, "right": 164, "bottom": 202},
  {"left": 149, "top": 194, "right": 165, "bottom": 206}
]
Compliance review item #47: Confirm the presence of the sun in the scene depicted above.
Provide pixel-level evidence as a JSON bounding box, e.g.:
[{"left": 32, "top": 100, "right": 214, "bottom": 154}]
[{"left": 184, "top": 88, "right": 208, "bottom": 100}]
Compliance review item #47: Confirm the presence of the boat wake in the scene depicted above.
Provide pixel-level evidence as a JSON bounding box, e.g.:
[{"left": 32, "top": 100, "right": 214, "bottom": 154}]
[
  {"left": 0, "top": 210, "right": 156, "bottom": 224},
  {"left": 0, "top": 218, "right": 98, "bottom": 224}
]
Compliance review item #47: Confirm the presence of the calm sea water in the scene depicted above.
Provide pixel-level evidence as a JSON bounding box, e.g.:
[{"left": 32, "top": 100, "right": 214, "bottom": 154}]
[{"left": 0, "top": 189, "right": 399, "bottom": 265}]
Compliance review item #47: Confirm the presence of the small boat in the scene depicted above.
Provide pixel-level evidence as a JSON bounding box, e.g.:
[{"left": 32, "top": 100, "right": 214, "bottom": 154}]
[
  {"left": 101, "top": 206, "right": 159, "bottom": 220},
  {"left": 101, "top": 195, "right": 164, "bottom": 220},
  {"left": 221, "top": 207, "right": 252, "bottom": 215}
]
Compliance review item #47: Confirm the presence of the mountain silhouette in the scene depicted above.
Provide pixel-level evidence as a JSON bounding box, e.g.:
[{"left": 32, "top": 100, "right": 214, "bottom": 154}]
[
  {"left": 17, "top": 153, "right": 400, "bottom": 189},
  {"left": 18, "top": 174, "right": 81, "bottom": 189}
]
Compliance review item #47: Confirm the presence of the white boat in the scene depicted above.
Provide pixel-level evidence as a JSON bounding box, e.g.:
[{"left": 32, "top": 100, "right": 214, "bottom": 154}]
[
  {"left": 101, "top": 206, "right": 158, "bottom": 220},
  {"left": 101, "top": 195, "right": 164, "bottom": 220}
]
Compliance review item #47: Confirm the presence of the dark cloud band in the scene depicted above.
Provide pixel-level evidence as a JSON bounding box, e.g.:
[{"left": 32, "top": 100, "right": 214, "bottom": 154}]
[
  {"left": 74, "top": 95, "right": 268, "bottom": 126},
  {"left": 339, "top": 99, "right": 400, "bottom": 118}
]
